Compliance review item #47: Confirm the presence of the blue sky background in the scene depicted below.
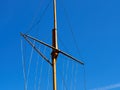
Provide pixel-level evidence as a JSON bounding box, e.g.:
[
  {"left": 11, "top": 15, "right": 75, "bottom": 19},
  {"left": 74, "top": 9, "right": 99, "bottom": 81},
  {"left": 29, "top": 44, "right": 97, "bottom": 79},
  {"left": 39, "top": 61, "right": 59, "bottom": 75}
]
[{"left": 0, "top": 0, "right": 120, "bottom": 90}]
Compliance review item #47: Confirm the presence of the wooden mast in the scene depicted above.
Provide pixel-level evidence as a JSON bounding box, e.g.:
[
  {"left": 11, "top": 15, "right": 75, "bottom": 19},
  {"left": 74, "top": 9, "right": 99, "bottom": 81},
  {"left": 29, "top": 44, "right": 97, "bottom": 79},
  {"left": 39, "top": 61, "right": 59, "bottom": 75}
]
[{"left": 51, "top": 0, "right": 58, "bottom": 90}]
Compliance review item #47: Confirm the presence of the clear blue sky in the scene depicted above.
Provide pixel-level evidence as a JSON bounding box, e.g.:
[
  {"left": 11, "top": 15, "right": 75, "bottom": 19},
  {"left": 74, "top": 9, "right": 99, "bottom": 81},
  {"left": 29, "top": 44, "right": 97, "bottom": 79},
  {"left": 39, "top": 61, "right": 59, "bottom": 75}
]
[{"left": 0, "top": 0, "right": 120, "bottom": 90}]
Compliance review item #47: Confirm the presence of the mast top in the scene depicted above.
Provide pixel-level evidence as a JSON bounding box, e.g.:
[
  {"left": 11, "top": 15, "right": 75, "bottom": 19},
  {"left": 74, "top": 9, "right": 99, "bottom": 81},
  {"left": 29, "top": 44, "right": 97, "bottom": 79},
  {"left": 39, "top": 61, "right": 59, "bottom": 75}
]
[{"left": 53, "top": 0, "right": 57, "bottom": 30}]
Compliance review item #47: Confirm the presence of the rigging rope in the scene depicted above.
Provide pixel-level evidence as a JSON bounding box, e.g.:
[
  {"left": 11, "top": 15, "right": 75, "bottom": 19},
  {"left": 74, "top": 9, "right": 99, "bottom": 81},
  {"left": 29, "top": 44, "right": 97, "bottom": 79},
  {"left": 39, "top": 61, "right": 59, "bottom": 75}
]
[
  {"left": 34, "top": 52, "right": 39, "bottom": 90},
  {"left": 37, "top": 46, "right": 47, "bottom": 90},
  {"left": 21, "top": 39, "right": 27, "bottom": 90},
  {"left": 59, "top": 1, "right": 87, "bottom": 89},
  {"left": 73, "top": 63, "right": 78, "bottom": 90},
  {"left": 47, "top": 61, "right": 51, "bottom": 90},
  {"left": 57, "top": 62, "right": 68, "bottom": 90},
  {"left": 70, "top": 61, "right": 74, "bottom": 90},
  {"left": 60, "top": 0, "right": 84, "bottom": 60},
  {"left": 61, "top": 58, "right": 66, "bottom": 90},
  {"left": 83, "top": 65, "right": 87, "bottom": 90},
  {"left": 26, "top": 41, "right": 35, "bottom": 87},
  {"left": 25, "top": 0, "right": 52, "bottom": 34},
  {"left": 24, "top": 0, "right": 44, "bottom": 34},
  {"left": 37, "top": 59, "right": 43, "bottom": 90},
  {"left": 47, "top": 49, "right": 52, "bottom": 90},
  {"left": 65, "top": 57, "right": 70, "bottom": 88},
  {"left": 58, "top": 35, "right": 70, "bottom": 53},
  {"left": 21, "top": 39, "right": 36, "bottom": 90}
]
